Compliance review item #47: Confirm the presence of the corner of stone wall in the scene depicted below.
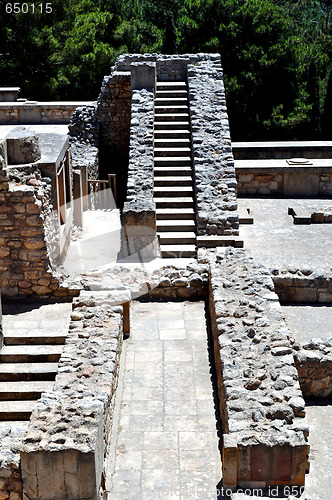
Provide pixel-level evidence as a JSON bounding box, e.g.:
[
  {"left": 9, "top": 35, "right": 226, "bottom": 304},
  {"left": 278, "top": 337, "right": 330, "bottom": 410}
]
[
  {"left": 20, "top": 293, "right": 123, "bottom": 500},
  {"left": 187, "top": 61, "right": 239, "bottom": 236}
]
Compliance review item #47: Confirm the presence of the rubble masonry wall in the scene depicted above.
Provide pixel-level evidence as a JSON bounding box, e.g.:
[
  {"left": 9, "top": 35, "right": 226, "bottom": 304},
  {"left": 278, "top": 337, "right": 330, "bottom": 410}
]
[
  {"left": 21, "top": 295, "right": 123, "bottom": 500},
  {"left": 208, "top": 248, "right": 308, "bottom": 490}
]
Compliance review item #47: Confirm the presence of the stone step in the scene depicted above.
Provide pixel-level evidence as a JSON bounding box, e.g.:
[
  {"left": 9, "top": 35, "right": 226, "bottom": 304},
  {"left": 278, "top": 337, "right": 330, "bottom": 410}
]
[
  {"left": 155, "top": 105, "right": 189, "bottom": 114},
  {"left": 160, "top": 244, "right": 196, "bottom": 258},
  {"left": 154, "top": 130, "right": 190, "bottom": 139},
  {"left": 156, "top": 82, "right": 187, "bottom": 90},
  {"left": 0, "top": 400, "right": 36, "bottom": 421},
  {"left": 0, "top": 381, "right": 54, "bottom": 400},
  {"left": 0, "top": 345, "right": 63, "bottom": 363},
  {"left": 154, "top": 121, "right": 189, "bottom": 130},
  {"left": 154, "top": 197, "right": 194, "bottom": 208},
  {"left": 155, "top": 90, "right": 188, "bottom": 98},
  {"left": 196, "top": 235, "right": 244, "bottom": 248},
  {"left": 154, "top": 176, "right": 192, "bottom": 186},
  {"left": 155, "top": 98, "right": 188, "bottom": 106},
  {"left": 154, "top": 186, "right": 193, "bottom": 197},
  {"left": 154, "top": 157, "right": 191, "bottom": 166},
  {"left": 154, "top": 113, "right": 189, "bottom": 122},
  {"left": 4, "top": 331, "right": 66, "bottom": 345},
  {"left": 158, "top": 232, "right": 196, "bottom": 244},
  {"left": 156, "top": 208, "right": 195, "bottom": 220},
  {"left": 0, "top": 363, "right": 58, "bottom": 381},
  {"left": 154, "top": 166, "right": 192, "bottom": 176},
  {"left": 154, "top": 148, "right": 191, "bottom": 157},
  {"left": 156, "top": 220, "right": 195, "bottom": 232},
  {"left": 154, "top": 138, "right": 190, "bottom": 148}
]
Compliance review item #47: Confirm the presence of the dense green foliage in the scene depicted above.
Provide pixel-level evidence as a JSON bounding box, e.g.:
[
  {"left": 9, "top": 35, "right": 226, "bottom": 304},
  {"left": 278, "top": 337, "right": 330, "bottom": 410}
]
[{"left": 0, "top": 0, "right": 331, "bottom": 140}]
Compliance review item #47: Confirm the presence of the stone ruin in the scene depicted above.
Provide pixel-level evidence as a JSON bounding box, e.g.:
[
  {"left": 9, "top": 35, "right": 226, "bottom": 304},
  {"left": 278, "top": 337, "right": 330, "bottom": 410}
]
[{"left": 0, "top": 54, "right": 330, "bottom": 499}]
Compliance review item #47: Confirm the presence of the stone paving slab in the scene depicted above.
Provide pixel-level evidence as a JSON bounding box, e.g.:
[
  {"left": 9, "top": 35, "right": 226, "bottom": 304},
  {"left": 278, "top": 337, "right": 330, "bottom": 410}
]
[{"left": 107, "top": 301, "right": 222, "bottom": 499}]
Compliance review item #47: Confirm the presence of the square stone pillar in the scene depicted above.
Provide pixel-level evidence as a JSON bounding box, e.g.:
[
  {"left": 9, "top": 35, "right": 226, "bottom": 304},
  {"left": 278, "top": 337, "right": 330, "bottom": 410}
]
[{"left": 130, "top": 62, "right": 156, "bottom": 91}]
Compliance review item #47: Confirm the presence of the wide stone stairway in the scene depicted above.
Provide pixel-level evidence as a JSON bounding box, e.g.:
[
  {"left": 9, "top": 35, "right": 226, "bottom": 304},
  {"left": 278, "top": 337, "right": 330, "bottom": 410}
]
[
  {"left": 153, "top": 81, "right": 197, "bottom": 258},
  {"left": 0, "top": 302, "right": 72, "bottom": 421}
]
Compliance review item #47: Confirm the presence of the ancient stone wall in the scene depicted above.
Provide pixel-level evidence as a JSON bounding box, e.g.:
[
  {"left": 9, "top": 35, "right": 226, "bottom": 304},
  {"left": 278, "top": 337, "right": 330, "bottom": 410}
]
[
  {"left": 0, "top": 155, "right": 78, "bottom": 298},
  {"left": 237, "top": 172, "right": 284, "bottom": 195},
  {"left": 208, "top": 248, "right": 308, "bottom": 490},
  {"left": 69, "top": 104, "right": 99, "bottom": 180},
  {"left": 0, "top": 103, "right": 82, "bottom": 125},
  {"left": 187, "top": 62, "right": 239, "bottom": 236},
  {"left": 96, "top": 73, "right": 131, "bottom": 160},
  {"left": 121, "top": 89, "right": 157, "bottom": 257},
  {"left": 21, "top": 295, "right": 123, "bottom": 500},
  {"left": 292, "top": 337, "right": 332, "bottom": 398},
  {"left": 115, "top": 53, "right": 221, "bottom": 80},
  {"left": 237, "top": 169, "right": 332, "bottom": 196},
  {"left": 319, "top": 171, "right": 332, "bottom": 196},
  {"left": 273, "top": 269, "right": 332, "bottom": 304}
]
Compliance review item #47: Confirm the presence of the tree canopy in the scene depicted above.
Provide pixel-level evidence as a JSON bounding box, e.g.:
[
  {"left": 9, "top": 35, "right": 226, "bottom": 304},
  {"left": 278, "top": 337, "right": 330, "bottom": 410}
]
[{"left": 0, "top": 0, "right": 331, "bottom": 140}]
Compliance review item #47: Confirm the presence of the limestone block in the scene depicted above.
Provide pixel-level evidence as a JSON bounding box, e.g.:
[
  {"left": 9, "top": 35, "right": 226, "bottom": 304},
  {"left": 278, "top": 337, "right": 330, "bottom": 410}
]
[{"left": 6, "top": 127, "right": 41, "bottom": 165}]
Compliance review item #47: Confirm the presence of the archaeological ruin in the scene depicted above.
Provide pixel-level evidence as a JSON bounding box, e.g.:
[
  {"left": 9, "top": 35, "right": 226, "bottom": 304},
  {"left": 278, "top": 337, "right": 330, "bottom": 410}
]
[{"left": 0, "top": 54, "right": 331, "bottom": 500}]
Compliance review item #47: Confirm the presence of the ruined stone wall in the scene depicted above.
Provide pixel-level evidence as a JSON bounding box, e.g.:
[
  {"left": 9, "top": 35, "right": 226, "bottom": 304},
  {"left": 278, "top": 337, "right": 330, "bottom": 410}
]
[
  {"left": 237, "top": 172, "right": 284, "bottom": 195},
  {"left": 0, "top": 103, "right": 80, "bottom": 124},
  {"left": 69, "top": 104, "right": 99, "bottom": 180},
  {"left": 187, "top": 62, "right": 239, "bottom": 236},
  {"left": 121, "top": 89, "right": 157, "bottom": 257},
  {"left": 21, "top": 295, "right": 123, "bottom": 500},
  {"left": 208, "top": 248, "right": 308, "bottom": 490},
  {"left": 0, "top": 156, "right": 77, "bottom": 298},
  {"left": 273, "top": 269, "right": 332, "bottom": 303},
  {"left": 292, "top": 338, "right": 332, "bottom": 398},
  {"left": 319, "top": 171, "right": 332, "bottom": 196},
  {"left": 96, "top": 73, "right": 131, "bottom": 160},
  {"left": 115, "top": 53, "right": 221, "bottom": 80}
]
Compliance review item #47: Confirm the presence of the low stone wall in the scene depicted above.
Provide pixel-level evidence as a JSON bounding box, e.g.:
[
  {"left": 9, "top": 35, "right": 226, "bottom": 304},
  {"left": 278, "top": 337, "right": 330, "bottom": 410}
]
[
  {"left": 0, "top": 102, "right": 89, "bottom": 125},
  {"left": 69, "top": 104, "right": 99, "bottom": 180},
  {"left": 121, "top": 89, "right": 158, "bottom": 257},
  {"left": 21, "top": 295, "right": 123, "bottom": 500},
  {"left": 0, "top": 156, "right": 74, "bottom": 298},
  {"left": 188, "top": 62, "right": 239, "bottom": 236},
  {"left": 319, "top": 172, "right": 332, "bottom": 195},
  {"left": 292, "top": 337, "right": 332, "bottom": 398},
  {"left": 208, "top": 248, "right": 308, "bottom": 490},
  {"left": 237, "top": 168, "right": 332, "bottom": 196},
  {"left": 237, "top": 172, "right": 283, "bottom": 195},
  {"left": 0, "top": 422, "right": 27, "bottom": 500},
  {"left": 272, "top": 269, "right": 332, "bottom": 304}
]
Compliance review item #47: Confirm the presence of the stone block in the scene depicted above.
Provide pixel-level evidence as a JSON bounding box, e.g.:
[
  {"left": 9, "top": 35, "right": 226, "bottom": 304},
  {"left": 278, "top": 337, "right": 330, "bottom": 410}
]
[
  {"left": 6, "top": 127, "right": 41, "bottom": 165},
  {"left": 130, "top": 62, "right": 156, "bottom": 91}
]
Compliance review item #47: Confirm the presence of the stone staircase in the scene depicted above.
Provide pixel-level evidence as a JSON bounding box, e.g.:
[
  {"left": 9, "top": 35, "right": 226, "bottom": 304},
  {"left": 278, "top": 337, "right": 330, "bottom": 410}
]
[
  {"left": 0, "top": 303, "right": 70, "bottom": 421},
  {"left": 154, "top": 81, "right": 196, "bottom": 258}
]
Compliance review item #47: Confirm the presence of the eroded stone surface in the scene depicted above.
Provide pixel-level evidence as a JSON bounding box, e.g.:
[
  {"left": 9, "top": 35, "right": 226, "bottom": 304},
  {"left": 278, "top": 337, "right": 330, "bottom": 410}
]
[
  {"left": 208, "top": 248, "right": 309, "bottom": 489},
  {"left": 21, "top": 296, "right": 123, "bottom": 500}
]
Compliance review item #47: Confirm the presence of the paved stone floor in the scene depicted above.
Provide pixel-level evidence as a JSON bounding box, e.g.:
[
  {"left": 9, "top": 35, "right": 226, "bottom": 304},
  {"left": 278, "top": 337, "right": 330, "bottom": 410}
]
[
  {"left": 106, "top": 301, "right": 222, "bottom": 500},
  {"left": 238, "top": 198, "right": 332, "bottom": 270},
  {"left": 282, "top": 304, "right": 332, "bottom": 344}
]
